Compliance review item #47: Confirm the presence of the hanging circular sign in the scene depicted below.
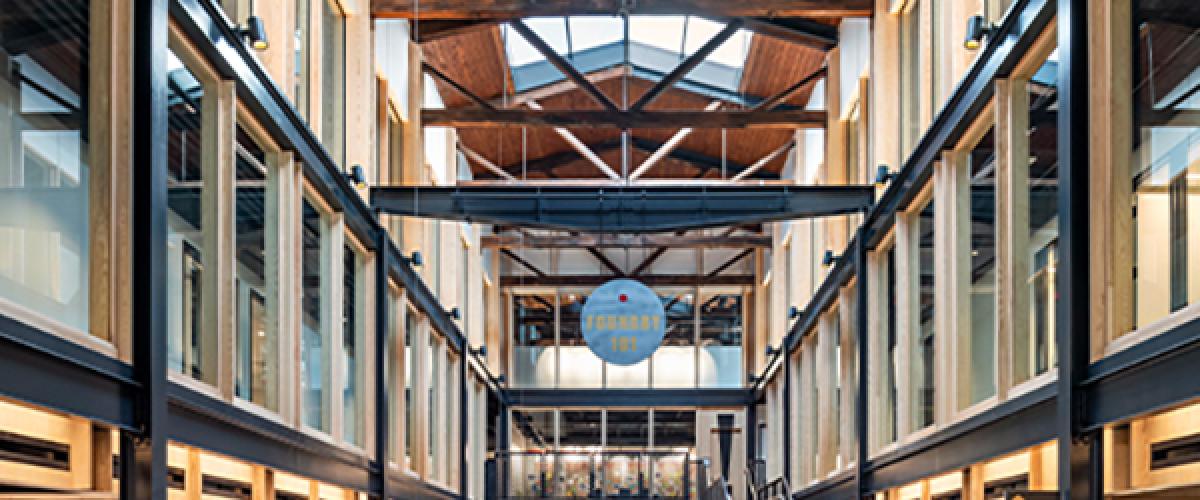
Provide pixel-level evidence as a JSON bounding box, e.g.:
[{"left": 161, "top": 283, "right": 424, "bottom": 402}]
[{"left": 581, "top": 279, "right": 665, "bottom": 366}]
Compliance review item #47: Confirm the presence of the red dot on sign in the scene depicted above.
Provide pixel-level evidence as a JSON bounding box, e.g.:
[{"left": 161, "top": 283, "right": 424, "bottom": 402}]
[{"left": 619, "top": 294, "right": 628, "bottom": 302}]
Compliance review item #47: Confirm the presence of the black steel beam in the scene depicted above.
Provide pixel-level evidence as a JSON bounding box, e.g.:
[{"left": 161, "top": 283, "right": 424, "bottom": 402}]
[
  {"left": 0, "top": 315, "right": 138, "bottom": 431},
  {"left": 499, "top": 274, "right": 755, "bottom": 287},
  {"left": 866, "top": 383, "right": 1057, "bottom": 493},
  {"left": 166, "top": 383, "right": 373, "bottom": 491},
  {"left": 422, "top": 108, "right": 827, "bottom": 129},
  {"left": 372, "top": 185, "right": 874, "bottom": 233},
  {"left": 482, "top": 233, "right": 772, "bottom": 249},
  {"left": 1084, "top": 314, "right": 1200, "bottom": 429},
  {"left": 505, "top": 389, "right": 750, "bottom": 407}
]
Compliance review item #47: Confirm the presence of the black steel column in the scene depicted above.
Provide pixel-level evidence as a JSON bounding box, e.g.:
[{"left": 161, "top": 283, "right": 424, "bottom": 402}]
[
  {"left": 1056, "top": 0, "right": 1101, "bottom": 498},
  {"left": 124, "top": 0, "right": 170, "bottom": 495},
  {"left": 460, "top": 349, "right": 469, "bottom": 498},
  {"left": 375, "top": 234, "right": 390, "bottom": 498},
  {"left": 745, "top": 403, "right": 757, "bottom": 482},
  {"left": 782, "top": 357, "right": 791, "bottom": 485},
  {"left": 854, "top": 225, "right": 870, "bottom": 499},
  {"left": 496, "top": 403, "right": 509, "bottom": 498}
]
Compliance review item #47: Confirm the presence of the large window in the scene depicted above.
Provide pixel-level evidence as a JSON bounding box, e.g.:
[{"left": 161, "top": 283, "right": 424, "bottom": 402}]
[
  {"left": 320, "top": 0, "right": 345, "bottom": 164},
  {"left": 967, "top": 129, "right": 998, "bottom": 406},
  {"left": 0, "top": 0, "right": 93, "bottom": 334},
  {"left": 1019, "top": 52, "right": 1059, "bottom": 383},
  {"left": 342, "top": 243, "right": 363, "bottom": 446},
  {"left": 300, "top": 196, "right": 327, "bottom": 431},
  {"left": 1131, "top": 2, "right": 1200, "bottom": 328},
  {"left": 512, "top": 293, "right": 555, "bottom": 387},
  {"left": 166, "top": 48, "right": 211, "bottom": 383},
  {"left": 405, "top": 308, "right": 417, "bottom": 461},
  {"left": 915, "top": 199, "right": 936, "bottom": 429},
  {"left": 699, "top": 293, "right": 743, "bottom": 387},
  {"left": 558, "top": 291, "right": 602, "bottom": 388},
  {"left": 653, "top": 290, "right": 695, "bottom": 388},
  {"left": 234, "top": 126, "right": 275, "bottom": 410},
  {"left": 898, "top": 1, "right": 922, "bottom": 156},
  {"left": 294, "top": 0, "right": 310, "bottom": 117}
]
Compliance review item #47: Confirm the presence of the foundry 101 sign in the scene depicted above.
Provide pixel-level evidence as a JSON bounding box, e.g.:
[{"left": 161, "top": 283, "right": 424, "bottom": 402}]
[{"left": 580, "top": 279, "right": 665, "bottom": 365}]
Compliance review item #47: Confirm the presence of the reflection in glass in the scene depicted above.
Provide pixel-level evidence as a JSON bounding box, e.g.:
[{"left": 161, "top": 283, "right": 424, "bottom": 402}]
[
  {"left": 405, "top": 310, "right": 417, "bottom": 458},
  {"left": 654, "top": 291, "right": 695, "bottom": 388},
  {"left": 916, "top": 200, "right": 936, "bottom": 429},
  {"left": 234, "top": 127, "right": 275, "bottom": 410},
  {"left": 968, "top": 128, "right": 997, "bottom": 405},
  {"left": 343, "top": 245, "right": 361, "bottom": 445},
  {"left": 166, "top": 49, "right": 209, "bottom": 382},
  {"left": 1131, "top": 3, "right": 1200, "bottom": 328},
  {"left": 1022, "top": 55, "right": 1060, "bottom": 383},
  {"left": 512, "top": 294, "right": 555, "bottom": 387},
  {"left": 300, "top": 197, "right": 326, "bottom": 431},
  {"left": 700, "top": 294, "right": 743, "bottom": 387},
  {"left": 559, "top": 292, "right": 602, "bottom": 388},
  {"left": 0, "top": 0, "right": 91, "bottom": 333}
]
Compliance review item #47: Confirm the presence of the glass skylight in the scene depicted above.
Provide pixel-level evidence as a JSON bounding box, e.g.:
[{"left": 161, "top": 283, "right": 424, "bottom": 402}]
[
  {"left": 628, "top": 16, "right": 687, "bottom": 54},
  {"left": 503, "top": 15, "right": 755, "bottom": 95},
  {"left": 504, "top": 17, "right": 569, "bottom": 66},
  {"left": 569, "top": 16, "right": 623, "bottom": 52}
]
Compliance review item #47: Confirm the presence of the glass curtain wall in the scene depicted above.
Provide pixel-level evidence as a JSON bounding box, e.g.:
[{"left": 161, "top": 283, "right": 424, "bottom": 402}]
[
  {"left": 1131, "top": 2, "right": 1200, "bottom": 328},
  {"left": 166, "top": 49, "right": 210, "bottom": 382},
  {"left": 1020, "top": 52, "right": 1060, "bottom": 383},
  {"left": 234, "top": 127, "right": 275, "bottom": 410},
  {"left": 915, "top": 199, "right": 936, "bottom": 429},
  {"left": 511, "top": 287, "right": 745, "bottom": 388},
  {"left": 967, "top": 129, "right": 998, "bottom": 406},
  {"left": 0, "top": 0, "right": 93, "bottom": 334}
]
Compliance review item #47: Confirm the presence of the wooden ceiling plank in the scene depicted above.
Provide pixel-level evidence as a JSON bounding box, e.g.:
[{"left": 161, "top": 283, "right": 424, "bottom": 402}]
[
  {"left": 510, "top": 19, "right": 620, "bottom": 112},
  {"left": 631, "top": 20, "right": 743, "bottom": 111},
  {"left": 423, "top": 109, "right": 827, "bottom": 128}
]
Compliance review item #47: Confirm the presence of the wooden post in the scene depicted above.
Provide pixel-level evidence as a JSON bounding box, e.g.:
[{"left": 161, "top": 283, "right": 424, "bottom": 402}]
[
  {"left": 204, "top": 79, "right": 237, "bottom": 396},
  {"left": 994, "top": 77, "right": 1031, "bottom": 397}
]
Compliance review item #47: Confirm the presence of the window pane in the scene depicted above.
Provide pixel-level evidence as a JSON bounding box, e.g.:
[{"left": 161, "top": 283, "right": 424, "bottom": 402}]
[
  {"left": 386, "top": 287, "right": 401, "bottom": 462},
  {"left": 320, "top": 0, "right": 345, "bottom": 164},
  {"left": 559, "top": 410, "right": 602, "bottom": 449},
  {"left": 629, "top": 16, "right": 686, "bottom": 54},
  {"left": 342, "top": 244, "right": 361, "bottom": 445},
  {"left": 700, "top": 294, "right": 742, "bottom": 388},
  {"left": 294, "top": 0, "right": 310, "bottom": 118},
  {"left": 683, "top": 17, "right": 751, "bottom": 68},
  {"left": 505, "top": 17, "right": 568, "bottom": 67},
  {"left": 968, "top": 129, "right": 997, "bottom": 405},
  {"left": 301, "top": 196, "right": 326, "bottom": 431},
  {"left": 569, "top": 16, "right": 622, "bottom": 53},
  {"left": 166, "top": 49, "right": 209, "bottom": 382},
  {"left": 653, "top": 290, "right": 695, "bottom": 388},
  {"left": 512, "top": 293, "right": 555, "bottom": 387},
  {"left": 0, "top": 1, "right": 91, "bottom": 334},
  {"left": 1132, "top": 2, "right": 1200, "bottom": 327},
  {"left": 884, "top": 248, "right": 899, "bottom": 444},
  {"left": 234, "top": 128, "right": 276, "bottom": 410},
  {"left": 915, "top": 199, "right": 936, "bottom": 429},
  {"left": 405, "top": 310, "right": 417, "bottom": 458},
  {"left": 1023, "top": 53, "right": 1060, "bottom": 383},
  {"left": 899, "top": 7, "right": 922, "bottom": 156},
  {"left": 559, "top": 291, "right": 602, "bottom": 388}
]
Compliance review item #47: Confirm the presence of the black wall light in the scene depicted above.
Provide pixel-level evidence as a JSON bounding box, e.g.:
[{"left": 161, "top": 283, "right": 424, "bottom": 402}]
[
  {"left": 449, "top": 307, "right": 461, "bottom": 320},
  {"left": 875, "top": 164, "right": 898, "bottom": 185},
  {"left": 240, "top": 16, "right": 269, "bottom": 51},
  {"left": 822, "top": 249, "right": 840, "bottom": 267},
  {"left": 346, "top": 164, "right": 367, "bottom": 189},
  {"left": 964, "top": 15, "right": 997, "bottom": 50},
  {"left": 788, "top": 306, "right": 801, "bottom": 320},
  {"left": 402, "top": 250, "right": 423, "bottom": 268}
]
